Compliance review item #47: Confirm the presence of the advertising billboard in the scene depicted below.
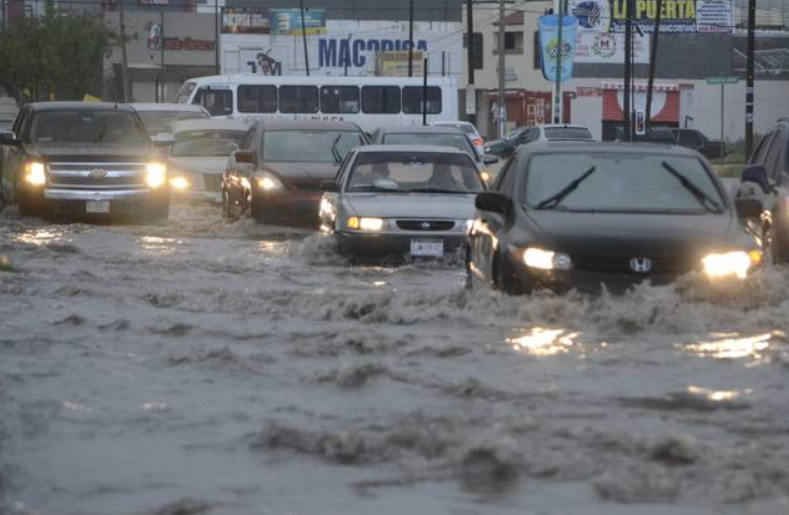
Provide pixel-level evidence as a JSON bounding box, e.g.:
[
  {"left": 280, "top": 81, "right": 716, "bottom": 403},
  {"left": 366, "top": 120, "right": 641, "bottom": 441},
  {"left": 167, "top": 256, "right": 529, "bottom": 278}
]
[
  {"left": 568, "top": 0, "right": 733, "bottom": 34},
  {"left": 222, "top": 7, "right": 327, "bottom": 36}
]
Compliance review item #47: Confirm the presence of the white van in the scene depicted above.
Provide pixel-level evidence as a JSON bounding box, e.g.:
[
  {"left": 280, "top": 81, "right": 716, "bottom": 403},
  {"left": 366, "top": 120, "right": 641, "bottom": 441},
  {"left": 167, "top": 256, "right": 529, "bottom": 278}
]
[{"left": 174, "top": 75, "right": 458, "bottom": 132}]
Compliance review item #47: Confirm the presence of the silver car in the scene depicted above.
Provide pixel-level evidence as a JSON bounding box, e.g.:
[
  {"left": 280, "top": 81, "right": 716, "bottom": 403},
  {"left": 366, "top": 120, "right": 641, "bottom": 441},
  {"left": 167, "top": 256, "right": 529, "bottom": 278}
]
[
  {"left": 167, "top": 119, "right": 250, "bottom": 202},
  {"left": 320, "top": 145, "right": 486, "bottom": 259}
]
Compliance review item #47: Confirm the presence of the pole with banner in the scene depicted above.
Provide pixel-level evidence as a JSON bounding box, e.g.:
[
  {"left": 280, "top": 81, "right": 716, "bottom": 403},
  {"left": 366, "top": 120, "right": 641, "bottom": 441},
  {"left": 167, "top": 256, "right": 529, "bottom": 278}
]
[
  {"left": 539, "top": 13, "right": 578, "bottom": 124},
  {"left": 707, "top": 76, "right": 739, "bottom": 165}
]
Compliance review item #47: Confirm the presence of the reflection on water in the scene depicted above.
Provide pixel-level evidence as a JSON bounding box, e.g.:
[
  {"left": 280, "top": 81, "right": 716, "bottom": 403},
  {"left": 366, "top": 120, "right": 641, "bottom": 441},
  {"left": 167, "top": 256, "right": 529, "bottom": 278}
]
[
  {"left": 508, "top": 327, "right": 580, "bottom": 356},
  {"left": 16, "top": 229, "right": 66, "bottom": 246},
  {"left": 140, "top": 236, "right": 180, "bottom": 256},
  {"left": 686, "top": 333, "right": 773, "bottom": 360},
  {"left": 687, "top": 385, "right": 752, "bottom": 402}
]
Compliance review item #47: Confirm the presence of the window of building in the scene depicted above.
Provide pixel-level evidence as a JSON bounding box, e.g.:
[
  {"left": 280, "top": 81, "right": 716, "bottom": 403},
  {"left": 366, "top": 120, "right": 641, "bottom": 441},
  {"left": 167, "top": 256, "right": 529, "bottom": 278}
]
[
  {"left": 496, "top": 31, "right": 523, "bottom": 54},
  {"left": 402, "top": 86, "right": 442, "bottom": 115},
  {"left": 533, "top": 32, "right": 542, "bottom": 69},
  {"left": 361, "top": 86, "right": 401, "bottom": 114},
  {"left": 279, "top": 86, "right": 319, "bottom": 113},
  {"left": 238, "top": 85, "right": 278, "bottom": 113},
  {"left": 320, "top": 86, "right": 360, "bottom": 114}
]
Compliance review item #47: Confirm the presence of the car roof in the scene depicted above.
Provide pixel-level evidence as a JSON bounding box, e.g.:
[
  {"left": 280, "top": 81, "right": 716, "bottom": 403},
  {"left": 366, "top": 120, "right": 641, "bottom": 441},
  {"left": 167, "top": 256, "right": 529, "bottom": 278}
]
[
  {"left": 519, "top": 141, "right": 702, "bottom": 157},
  {"left": 376, "top": 125, "right": 465, "bottom": 135},
  {"left": 357, "top": 144, "right": 471, "bottom": 155},
  {"left": 536, "top": 124, "right": 593, "bottom": 130},
  {"left": 131, "top": 103, "right": 206, "bottom": 112},
  {"left": 256, "top": 119, "right": 362, "bottom": 131},
  {"left": 27, "top": 101, "right": 137, "bottom": 113},
  {"left": 171, "top": 119, "right": 249, "bottom": 134}
]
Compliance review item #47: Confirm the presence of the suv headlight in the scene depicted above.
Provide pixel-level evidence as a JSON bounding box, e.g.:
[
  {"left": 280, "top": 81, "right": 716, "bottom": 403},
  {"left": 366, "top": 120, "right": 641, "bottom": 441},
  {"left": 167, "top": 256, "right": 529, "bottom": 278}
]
[
  {"left": 523, "top": 247, "right": 572, "bottom": 270},
  {"left": 702, "top": 251, "right": 761, "bottom": 279},
  {"left": 146, "top": 163, "right": 167, "bottom": 188},
  {"left": 25, "top": 161, "right": 46, "bottom": 186},
  {"left": 256, "top": 171, "right": 285, "bottom": 191}
]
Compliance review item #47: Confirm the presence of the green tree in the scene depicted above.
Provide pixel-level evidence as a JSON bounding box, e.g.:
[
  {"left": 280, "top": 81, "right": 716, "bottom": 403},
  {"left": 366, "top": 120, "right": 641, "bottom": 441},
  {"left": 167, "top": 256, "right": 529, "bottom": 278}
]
[{"left": 0, "top": 6, "right": 118, "bottom": 104}]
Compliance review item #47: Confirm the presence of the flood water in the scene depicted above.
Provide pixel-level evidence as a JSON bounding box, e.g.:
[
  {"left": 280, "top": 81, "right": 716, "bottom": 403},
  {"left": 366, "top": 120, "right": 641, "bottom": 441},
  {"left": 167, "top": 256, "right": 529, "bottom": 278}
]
[{"left": 1, "top": 202, "right": 788, "bottom": 515}]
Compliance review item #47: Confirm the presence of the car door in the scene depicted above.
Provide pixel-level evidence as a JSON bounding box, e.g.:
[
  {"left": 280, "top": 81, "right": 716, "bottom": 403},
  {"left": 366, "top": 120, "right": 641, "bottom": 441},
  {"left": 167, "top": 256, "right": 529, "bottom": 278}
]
[
  {"left": 471, "top": 155, "right": 517, "bottom": 285},
  {"left": 2, "top": 107, "right": 31, "bottom": 204}
]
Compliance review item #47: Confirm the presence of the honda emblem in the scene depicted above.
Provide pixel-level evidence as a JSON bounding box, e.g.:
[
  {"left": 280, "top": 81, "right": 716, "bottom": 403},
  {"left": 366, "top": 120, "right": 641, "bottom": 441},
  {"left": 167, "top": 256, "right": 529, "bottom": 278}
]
[{"left": 630, "top": 257, "right": 653, "bottom": 273}]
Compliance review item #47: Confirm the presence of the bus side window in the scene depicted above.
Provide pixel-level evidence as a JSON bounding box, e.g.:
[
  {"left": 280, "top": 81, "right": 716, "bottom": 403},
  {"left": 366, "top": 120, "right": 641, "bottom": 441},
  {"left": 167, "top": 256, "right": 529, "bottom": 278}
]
[
  {"left": 361, "top": 86, "right": 401, "bottom": 114},
  {"left": 320, "top": 86, "right": 360, "bottom": 114},
  {"left": 402, "top": 86, "right": 442, "bottom": 115},
  {"left": 280, "top": 86, "right": 319, "bottom": 114},
  {"left": 195, "top": 88, "right": 234, "bottom": 116},
  {"left": 238, "top": 85, "right": 277, "bottom": 113}
]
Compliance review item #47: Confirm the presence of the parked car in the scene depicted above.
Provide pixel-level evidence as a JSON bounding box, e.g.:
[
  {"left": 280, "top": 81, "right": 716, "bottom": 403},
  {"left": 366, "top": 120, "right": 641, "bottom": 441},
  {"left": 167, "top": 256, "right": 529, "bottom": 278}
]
[
  {"left": 320, "top": 145, "right": 486, "bottom": 259},
  {"left": 734, "top": 118, "right": 789, "bottom": 263},
  {"left": 166, "top": 119, "right": 250, "bottom": 202},
  {"left": 431, "top": 120, "right": 484, "bottom": 155},
  {"left": 372, "top": 125, "right": 498, "bottom": 178},
  {"left": 223, "top": 120, "right": 368, "bottom": 227},
  {"left": 0, "top": 102, "right": 171, "bottom": 221},
  {"left": 633, "top": 127, "right": 727, "bottom": 159},
  {"left": 466, "top": 142, "right": 762, "bottom": 294},
  {"left": 131, "top": 103, "right": 210, "bottom": 139},
  {"left": 484, "top": 124, "right": 594, "bottom": 159}
]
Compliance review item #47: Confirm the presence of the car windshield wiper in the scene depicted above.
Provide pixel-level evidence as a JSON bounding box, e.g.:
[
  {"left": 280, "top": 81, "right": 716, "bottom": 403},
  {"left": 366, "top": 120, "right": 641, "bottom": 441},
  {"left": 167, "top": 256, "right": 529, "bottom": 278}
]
[
  {"left": 330, "top": 134, "right": 343, "bottom": 164},
  {"left": 93, "top": 124, "right": 108, "bottom": 143},
  {"left": 535, "top": 166, "right": 597, "bottom": 210},
  {"left": 350, "top": 184, "right": 404, "bottom": 193},
  {"left": 660, "top": 161, "right": 723, "bottom": 214},
  {"left": 407, "top": 187, "right": 469, "bottom": 194}
]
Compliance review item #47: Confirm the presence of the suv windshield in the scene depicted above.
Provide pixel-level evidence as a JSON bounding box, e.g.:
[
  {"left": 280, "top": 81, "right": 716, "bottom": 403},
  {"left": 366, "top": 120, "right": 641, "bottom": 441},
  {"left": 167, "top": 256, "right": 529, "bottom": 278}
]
[
  {"left": 30, "top": 110, "right": 148, "bottom": 145},
  {"left": 383, "top": 133, "right": 475, "bottom": 155},
  {"left": 524, "top": 153, "right": 724, "bottom": 213},
  {"left": 138, "top": 110, "right": 207, "bottom": 134},
  {"left": 171, "top": 130, "right": 246, "bottom": 157},
  {"left": 347, "top": 152, "right": 484, "bottom": 194},
  {"left": 261, "top": 131, "right": 363, "bottom": 163}
]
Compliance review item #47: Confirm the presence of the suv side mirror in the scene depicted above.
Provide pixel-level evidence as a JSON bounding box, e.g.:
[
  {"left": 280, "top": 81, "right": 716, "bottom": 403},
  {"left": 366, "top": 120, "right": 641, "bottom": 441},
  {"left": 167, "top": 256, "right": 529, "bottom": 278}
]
[
  {"left": 321, "top": 181, "right": 339, "bottom": 193},
  {"left": 475, "top": 192, "right": 510, "bottom": 215},
  {"left": 235, "top": 150, "right": 256, "bottom": 164},
  {"left": 734, "top": 198, "right": 763, "bottom": 219},
  {"left": 483, "top": 154, "right": 500, "bottom": 166},
  {"left": 0, "top": 131, "right": 21, "bottom": 147},
  {"left": 741, "top": 164, "right": 772, "bottom": 194}
]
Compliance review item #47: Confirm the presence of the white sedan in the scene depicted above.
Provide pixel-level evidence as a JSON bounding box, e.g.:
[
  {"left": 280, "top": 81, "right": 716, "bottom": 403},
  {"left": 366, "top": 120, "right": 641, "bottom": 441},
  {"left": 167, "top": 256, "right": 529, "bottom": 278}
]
[
  {"left": 320, "top": 145, "right": 487, "bottom": 260},
  {"left": 166, "top": 119, "right": 250, "bottom": 202}
]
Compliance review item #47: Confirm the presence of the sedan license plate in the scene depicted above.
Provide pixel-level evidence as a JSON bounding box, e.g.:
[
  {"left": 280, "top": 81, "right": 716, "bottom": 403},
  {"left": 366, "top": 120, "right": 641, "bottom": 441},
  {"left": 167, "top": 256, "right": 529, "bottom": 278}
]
[
  {"left": 85, "top": 200, "right": 110, "bottom": 214},
  {"left": 410, "top": 239, "right": 444, "bottom": 257}
]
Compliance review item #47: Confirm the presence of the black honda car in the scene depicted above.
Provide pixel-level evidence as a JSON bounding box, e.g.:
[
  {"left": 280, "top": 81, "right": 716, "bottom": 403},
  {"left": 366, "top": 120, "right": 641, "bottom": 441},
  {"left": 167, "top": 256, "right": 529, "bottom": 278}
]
[{"left": 466, "top": 142, "right": 763, "bottom": 294}]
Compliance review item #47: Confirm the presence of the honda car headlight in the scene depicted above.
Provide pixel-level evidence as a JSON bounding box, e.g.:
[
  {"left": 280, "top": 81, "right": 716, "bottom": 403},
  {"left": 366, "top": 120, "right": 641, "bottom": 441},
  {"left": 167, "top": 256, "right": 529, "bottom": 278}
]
[
  {"left": 523, "top": 247, "right": 572, "bottom": 270},
  {"left": 25, "top": 161, "right": 46, "bottom": 186},
  {"left": 256, "top": 171, "right": 284, "bottom": 191},
  {"left": 702, "top": 251, "right": 761, "bottom": 279},
  {"left": 146, "top": 163, "right": 167, "bottom": 188},
  {"left": 347, "top": 216, "right": 384, "bottom": 231}
]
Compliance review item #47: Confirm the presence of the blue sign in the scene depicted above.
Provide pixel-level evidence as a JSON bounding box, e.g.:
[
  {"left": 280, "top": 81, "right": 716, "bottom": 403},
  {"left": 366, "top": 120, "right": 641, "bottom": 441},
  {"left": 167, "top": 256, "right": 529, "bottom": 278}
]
[{"left": 539, "top": 15, "right": 579, "bottom": 83}]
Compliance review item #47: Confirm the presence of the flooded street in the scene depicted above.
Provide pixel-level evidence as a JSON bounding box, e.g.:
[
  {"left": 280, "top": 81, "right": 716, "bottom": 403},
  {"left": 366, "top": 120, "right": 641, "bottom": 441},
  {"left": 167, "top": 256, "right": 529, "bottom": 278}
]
[{"left": 1, "top": 202, "right": 789, "bottom": 515}]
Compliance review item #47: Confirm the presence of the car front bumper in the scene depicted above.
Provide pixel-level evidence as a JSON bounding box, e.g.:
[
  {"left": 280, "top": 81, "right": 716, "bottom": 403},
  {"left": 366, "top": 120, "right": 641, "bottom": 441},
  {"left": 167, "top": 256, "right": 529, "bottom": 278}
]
[
  {"left": 252, "top": 190, "right": 323, "bottom": 227},
  {"left": 336, "top": 231, "right": 465, "bottom": 258},
  {"left": 25, "top": 186, "right": 168, "bottom": 217}
]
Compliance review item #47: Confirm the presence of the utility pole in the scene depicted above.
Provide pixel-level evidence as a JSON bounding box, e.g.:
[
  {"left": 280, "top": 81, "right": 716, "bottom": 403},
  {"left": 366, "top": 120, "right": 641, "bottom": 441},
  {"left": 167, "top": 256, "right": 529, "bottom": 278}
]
[
  {"left": 408, "top": 0, "right": 414, "bottom": 77},
  {"left": 214, "top": 0, "right": 220, "bottom": 75},
  {"left": 645, "top": 0, "right": 663, "bottom": 130},
  {"left": 745, "top": 0, "right": 756, "bottom": 157},
  {"left": 160, "top": 7, "right": 165, "bottom": 102},
  {"left": 299, "top": 0, "right": 310, "bottom": 76},
  {"left": 466, "top": 0, "right": 476, "bottom": 126},
  {"left": 553, "top": 0, "right": 564, "bottom": 123},
  {"left": 118, "top": 0, "right": 130, "bottom": 102},
  {"left": 497, "top": 0, "right": 506, "bottom": 138},
  {"left": 623, "top": 0, "right": 633, "bottom": 141},
  {"left": 422, "top": 54, "right": 429, "bottom": 126}
]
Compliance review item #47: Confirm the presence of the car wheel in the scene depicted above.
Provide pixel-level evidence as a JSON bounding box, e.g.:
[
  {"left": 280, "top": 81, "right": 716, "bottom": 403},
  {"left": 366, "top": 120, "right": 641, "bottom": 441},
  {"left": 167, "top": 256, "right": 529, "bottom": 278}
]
[
  {"left": 496, "top": 252, "right": 531, "bottom": 296},
  {"left": 770, "top": 221, "right": 789, "bottom": 264},
  {"left": 464, "top": 245, "right": 474, "bottom": 290},
  {"left": 222, "top": 188, "right": 235, "bottom": 221}
]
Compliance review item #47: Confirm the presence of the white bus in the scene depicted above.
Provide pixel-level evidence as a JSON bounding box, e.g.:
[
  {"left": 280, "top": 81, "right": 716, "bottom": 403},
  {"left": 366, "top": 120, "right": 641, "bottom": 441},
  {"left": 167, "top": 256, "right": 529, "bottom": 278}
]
[{"left": 174, "top": 75, "right": 458, "bottom": 132}]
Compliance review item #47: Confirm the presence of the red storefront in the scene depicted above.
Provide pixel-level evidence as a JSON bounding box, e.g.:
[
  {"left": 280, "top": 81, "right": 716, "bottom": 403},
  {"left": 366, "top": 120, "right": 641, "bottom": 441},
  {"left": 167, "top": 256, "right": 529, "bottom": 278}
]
[
  {"left": 485, "top": 89, "right": 573, "bottom": 138},
  {"left": 601, "top": 82, "right": 681, "bottom": 140}
]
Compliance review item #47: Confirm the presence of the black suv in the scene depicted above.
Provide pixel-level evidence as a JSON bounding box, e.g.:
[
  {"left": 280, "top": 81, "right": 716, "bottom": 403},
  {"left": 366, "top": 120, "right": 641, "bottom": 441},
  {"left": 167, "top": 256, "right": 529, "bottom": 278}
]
[
  {"left": 735, "top": 118, "right": 789, "bottom": 262},
  {"left": 0, "top": 102, "right": 170, "bottom": 221},
  {"left": 633, "top": 127, "right": 726, "bottom": 160}
]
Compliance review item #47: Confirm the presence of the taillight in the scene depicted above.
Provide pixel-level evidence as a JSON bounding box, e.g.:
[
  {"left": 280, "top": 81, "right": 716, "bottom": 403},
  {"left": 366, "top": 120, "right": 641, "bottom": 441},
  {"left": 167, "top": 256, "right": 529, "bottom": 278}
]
[{"left": 472, "top": 138, "right": 484, "bottom": 147}]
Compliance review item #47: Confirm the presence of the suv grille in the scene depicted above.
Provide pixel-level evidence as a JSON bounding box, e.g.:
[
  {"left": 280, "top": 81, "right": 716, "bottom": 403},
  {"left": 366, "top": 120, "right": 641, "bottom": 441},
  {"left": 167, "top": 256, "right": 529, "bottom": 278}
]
[
  {"left": 48, "top": 162, "right": 148, "bottom": 190},
  {"left": 396, "top": 220, "right": 456, "bottom": 231}
]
